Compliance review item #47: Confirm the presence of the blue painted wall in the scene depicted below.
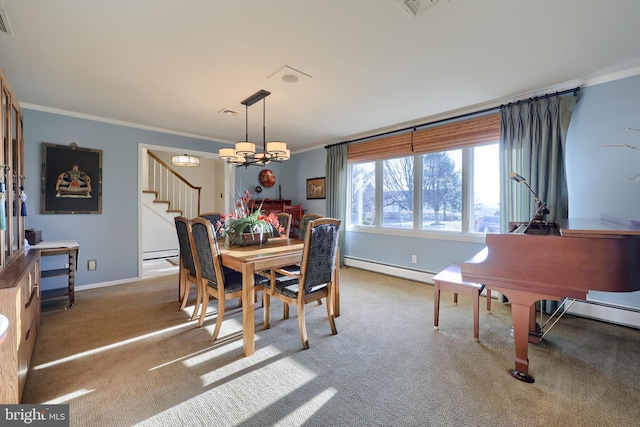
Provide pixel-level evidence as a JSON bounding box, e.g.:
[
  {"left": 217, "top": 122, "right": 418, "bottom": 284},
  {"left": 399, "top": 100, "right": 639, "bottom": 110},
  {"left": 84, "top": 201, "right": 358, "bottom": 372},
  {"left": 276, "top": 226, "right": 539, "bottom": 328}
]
[
  {"left": 23, "top": 109, "right": 224, "bottom": 287},
  {"left": 21, "top": 73, "right": 640, "bottom": 311},
  {"left": 566, "top": 74, "right": 640, "bottom": 307}
]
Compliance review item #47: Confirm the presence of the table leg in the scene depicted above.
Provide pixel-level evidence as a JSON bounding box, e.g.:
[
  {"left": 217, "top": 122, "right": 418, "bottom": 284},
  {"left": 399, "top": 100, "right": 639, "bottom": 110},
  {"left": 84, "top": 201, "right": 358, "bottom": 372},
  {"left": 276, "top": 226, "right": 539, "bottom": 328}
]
[
  {"left": 67, "top": 250, "right": 76, "bottom": 309},
  {"left": 333, "top": 264, "right": 340, "bottom": 317},
  {"left": 433, "top": 283, "right": 440, "bottom": 330},
  {"left": 242, "top": 262, "right": 256, "bottom": 356}
]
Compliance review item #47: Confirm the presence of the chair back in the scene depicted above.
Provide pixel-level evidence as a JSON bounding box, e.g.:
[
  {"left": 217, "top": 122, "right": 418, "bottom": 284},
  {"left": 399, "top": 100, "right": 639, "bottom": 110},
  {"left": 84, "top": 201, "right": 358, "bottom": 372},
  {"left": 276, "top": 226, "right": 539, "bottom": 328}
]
[
  {"left": 275, "top": 212, "right": 292, "bottom": 237},
  {"left": 299, "top": 213, "right": 322, "bottom": 240},
  {"left": 300, "top": 218, "right": 341, "bottom": 290},
  {"left": 174, "top": 216, "right": 197, "bottom": 276},
  {"left": 199, "top": 212, "right": 223, "bottom": 235},
  {"left": 189, "top": 217, "right": 225, "bottom": 289}
]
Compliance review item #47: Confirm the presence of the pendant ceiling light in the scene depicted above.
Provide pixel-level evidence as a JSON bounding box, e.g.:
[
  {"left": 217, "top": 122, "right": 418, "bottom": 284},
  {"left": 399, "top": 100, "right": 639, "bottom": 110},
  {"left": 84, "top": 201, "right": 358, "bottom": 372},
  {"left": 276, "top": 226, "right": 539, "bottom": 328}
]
[
  {"left": 171, "top": 154, "right": 200, "bottom": 167},
  {"left": 219, "top": 89, "right": 290, "bottom": 167}
]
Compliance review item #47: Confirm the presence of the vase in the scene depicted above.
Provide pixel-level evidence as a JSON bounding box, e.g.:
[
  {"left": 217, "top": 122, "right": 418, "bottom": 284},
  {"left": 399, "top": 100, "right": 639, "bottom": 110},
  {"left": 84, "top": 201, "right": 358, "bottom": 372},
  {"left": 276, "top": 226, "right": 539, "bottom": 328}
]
[{"left": 227, "top": 231, "right": 269, "bottom": 246}]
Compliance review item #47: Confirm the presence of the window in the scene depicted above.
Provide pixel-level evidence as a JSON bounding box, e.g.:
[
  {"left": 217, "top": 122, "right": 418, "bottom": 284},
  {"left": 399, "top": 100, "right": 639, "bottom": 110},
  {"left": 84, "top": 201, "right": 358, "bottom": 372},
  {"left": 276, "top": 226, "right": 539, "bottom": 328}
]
[
  {"left": 350, "top": 161, "right": 375, "bottom": 226},
  {"left": 422, "top": 149, "right": 461, "bottom": 232},
  {"left": 346, "top": 113, "right": 501, "bottom": 237},
  {"left": 383, "top": 157, "right": 414, "bottom": 228},
  {"left": 348, "top": 143, "right": 499, "bottom": 236},
  {"left": 472, "top": 144, "right": 500, "bottom": 233}
]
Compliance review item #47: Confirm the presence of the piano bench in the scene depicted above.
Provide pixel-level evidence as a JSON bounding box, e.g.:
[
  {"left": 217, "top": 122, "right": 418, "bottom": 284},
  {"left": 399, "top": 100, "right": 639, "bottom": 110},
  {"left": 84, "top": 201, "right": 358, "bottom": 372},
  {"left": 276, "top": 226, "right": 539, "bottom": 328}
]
[{"left": 433, "top": 263, "right": 491, "bottom": 342}]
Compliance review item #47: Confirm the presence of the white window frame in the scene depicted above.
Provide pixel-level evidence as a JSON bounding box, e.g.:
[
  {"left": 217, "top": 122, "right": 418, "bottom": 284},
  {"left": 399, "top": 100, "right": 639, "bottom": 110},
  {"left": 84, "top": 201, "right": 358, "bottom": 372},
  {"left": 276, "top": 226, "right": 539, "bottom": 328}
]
[{"left": 347, "top": 144, "right": 498, "bottom": 243}]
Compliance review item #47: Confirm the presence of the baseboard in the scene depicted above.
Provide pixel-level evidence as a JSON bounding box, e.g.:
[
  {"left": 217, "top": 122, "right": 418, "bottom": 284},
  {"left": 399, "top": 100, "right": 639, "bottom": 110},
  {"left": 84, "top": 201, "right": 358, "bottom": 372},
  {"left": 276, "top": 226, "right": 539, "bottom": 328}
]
[
  {"left": 345, "top": 256, "right": 640, "bottom": 329},
  {"left": 345, "top": 257, "right": 436, "bottom": 284},
  {"left": 76, "top": 277, "right": 138, "bottom": 292},
  {"left": 143, "top": 249, "right": 178, "bottom": 260},
  {"left": 567, "top": 300, "right": 640, "bottom": 329}
]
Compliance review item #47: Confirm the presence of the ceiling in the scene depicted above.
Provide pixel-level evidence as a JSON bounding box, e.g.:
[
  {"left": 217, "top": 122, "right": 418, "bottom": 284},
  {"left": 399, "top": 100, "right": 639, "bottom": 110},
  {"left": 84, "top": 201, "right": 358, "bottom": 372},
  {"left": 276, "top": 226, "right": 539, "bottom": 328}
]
[{"left": 2, "top": 0, "right": 640, "bottom": 154}]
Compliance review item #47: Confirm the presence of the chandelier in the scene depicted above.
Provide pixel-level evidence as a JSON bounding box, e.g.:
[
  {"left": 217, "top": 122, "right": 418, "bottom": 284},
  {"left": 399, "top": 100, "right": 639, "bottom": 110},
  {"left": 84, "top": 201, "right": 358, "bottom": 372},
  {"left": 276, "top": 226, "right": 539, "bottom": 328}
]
[{"left": 218, "top": 89, "right": 290, "bottom": 167}]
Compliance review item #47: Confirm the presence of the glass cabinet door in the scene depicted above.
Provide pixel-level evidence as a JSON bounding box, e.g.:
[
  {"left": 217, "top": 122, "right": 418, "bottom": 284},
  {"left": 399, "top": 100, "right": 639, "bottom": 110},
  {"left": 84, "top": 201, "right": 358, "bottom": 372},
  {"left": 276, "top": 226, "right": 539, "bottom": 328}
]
[
  {"left": 1, "top": 88, "right": 6, "bottom": 267},
  {"left": 0, "top": 68, "right": 25, "bottom": 270}
]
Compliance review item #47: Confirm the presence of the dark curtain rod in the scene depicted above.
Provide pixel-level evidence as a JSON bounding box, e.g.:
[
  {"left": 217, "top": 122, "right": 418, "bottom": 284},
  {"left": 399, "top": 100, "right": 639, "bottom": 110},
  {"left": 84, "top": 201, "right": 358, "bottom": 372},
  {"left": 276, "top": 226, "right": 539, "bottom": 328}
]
[{"left": 325, "top": 86, "right": 581, "bottom": 149}]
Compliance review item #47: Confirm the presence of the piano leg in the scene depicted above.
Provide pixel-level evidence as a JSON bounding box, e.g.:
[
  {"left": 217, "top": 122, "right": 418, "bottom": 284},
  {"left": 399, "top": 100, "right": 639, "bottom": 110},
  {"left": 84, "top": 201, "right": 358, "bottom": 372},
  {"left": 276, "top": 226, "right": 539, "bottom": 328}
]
[{"left": 510, "top": 302, "right": 536, "bottom": 383}]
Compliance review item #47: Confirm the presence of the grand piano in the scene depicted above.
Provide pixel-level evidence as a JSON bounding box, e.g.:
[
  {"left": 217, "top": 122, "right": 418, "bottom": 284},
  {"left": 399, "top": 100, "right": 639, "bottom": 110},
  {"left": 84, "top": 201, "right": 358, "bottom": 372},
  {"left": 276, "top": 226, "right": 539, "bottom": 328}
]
[{"left": 461, "top": 214, "right": 640, "bottom": 383}]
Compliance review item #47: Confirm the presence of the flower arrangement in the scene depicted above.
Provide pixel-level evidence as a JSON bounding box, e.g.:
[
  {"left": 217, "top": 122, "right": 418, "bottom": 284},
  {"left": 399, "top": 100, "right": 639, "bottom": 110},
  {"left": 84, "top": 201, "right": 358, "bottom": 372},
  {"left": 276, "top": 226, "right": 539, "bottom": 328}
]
[{"left": 216, "top": 189, "right": 284, "bottom": 245}]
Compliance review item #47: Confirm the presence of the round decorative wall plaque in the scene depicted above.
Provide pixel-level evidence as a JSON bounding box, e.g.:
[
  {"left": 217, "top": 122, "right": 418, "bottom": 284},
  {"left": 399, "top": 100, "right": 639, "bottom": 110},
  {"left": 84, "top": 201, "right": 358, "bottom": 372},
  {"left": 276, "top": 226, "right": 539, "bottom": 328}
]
[{"left": 258, "top": 169, "right": 276, "bottom": 188}]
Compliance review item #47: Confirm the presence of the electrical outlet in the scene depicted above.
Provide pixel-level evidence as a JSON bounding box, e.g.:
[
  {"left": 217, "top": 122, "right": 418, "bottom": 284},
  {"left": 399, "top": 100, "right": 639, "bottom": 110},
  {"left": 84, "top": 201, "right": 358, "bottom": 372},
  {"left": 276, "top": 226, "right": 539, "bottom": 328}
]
[
  {"left": 88, "top": 259, "right": 97, "bottom": 271},
  {"left": 411, "top": 255, "right": 417, "bottom": 264}
]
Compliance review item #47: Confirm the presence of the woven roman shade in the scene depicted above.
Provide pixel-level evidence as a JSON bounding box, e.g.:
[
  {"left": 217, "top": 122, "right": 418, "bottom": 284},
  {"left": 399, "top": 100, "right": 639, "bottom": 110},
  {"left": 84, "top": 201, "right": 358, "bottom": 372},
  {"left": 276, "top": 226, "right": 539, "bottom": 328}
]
[
  {"left": 347, "top": 132, "right": 414, "bottom": 163},
  {"left": 347, "top": 113, "right": 500, "bottom": 162}
]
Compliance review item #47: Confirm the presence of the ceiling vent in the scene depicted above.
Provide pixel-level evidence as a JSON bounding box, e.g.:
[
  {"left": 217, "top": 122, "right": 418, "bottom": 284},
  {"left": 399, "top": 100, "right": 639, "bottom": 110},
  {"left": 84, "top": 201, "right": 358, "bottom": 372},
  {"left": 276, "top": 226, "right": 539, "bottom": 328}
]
[
  {"left": 397, "top": 0, "right": 442, "bottom": 17},
  {"left": 218, "top": 108, "right": 240, "bottom": 117},
  {"left": 0, "top": 9, "right": 13, "bottom": 36},
  {"left": 268, "top": 65, "right": 312, "bottom": 84}
]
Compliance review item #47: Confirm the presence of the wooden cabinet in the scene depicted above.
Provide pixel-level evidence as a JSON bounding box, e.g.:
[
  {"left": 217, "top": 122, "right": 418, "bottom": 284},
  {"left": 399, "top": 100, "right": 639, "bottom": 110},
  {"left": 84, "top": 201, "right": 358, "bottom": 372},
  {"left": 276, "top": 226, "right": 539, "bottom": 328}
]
[
  {"left": 1, "top": 67, "right": 26, "bottom": 272},
  {"left": 248, "top": 199, "right": 292, "bottom": 213},
  {"left": 0, "top": 250, "right": 41, "bottom": 403},
  {"left": 0, "top": 67, "right": 34, "bottom": 404}
]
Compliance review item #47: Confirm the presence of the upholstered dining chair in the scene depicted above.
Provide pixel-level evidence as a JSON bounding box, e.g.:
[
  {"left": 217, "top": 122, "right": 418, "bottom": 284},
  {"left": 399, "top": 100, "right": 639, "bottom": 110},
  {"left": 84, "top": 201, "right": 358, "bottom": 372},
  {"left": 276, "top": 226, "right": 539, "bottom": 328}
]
[
  {"left": 274, "top": 212, "right": 292, "bottom": 238},
  {"left": 278, "top": 213, "right": 324, "bottom": 315},
  {"left": 189, "top": 217, "right": 269, "bottom": 341},
  {"left": 174, "top": 216, "right": 201, "bottom": 320},
  {"left": 199, "top": 212, "right": 223, "bottom": 235},
  {"left": 298, "top": 213, "right": 322, "bottom": 241},
  {"left": 263, "top": 217, "right": 341, "bottom": 349}
]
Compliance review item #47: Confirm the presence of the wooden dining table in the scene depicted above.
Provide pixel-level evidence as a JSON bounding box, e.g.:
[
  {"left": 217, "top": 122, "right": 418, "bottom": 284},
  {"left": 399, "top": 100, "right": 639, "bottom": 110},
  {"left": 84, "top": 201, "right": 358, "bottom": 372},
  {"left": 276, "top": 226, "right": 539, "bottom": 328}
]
[{"left": 219, "top": 237, "right": 340, "bottom": 356}]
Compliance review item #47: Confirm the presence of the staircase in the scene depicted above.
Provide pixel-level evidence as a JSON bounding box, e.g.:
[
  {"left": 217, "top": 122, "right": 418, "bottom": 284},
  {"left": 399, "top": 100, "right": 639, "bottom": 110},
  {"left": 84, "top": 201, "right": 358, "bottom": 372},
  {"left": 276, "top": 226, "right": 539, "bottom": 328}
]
[
  {"left": 141, "top": 191, "right": 180, "bottom": 260},
  {"left": 142, "top": 190, "right": 184, "bottom": 216},
  {"left": 142, "top": 150, "right": 202, "bottom": 260},
  {"left": 145, "top": 150, "right": 202, "bottom": 218}
]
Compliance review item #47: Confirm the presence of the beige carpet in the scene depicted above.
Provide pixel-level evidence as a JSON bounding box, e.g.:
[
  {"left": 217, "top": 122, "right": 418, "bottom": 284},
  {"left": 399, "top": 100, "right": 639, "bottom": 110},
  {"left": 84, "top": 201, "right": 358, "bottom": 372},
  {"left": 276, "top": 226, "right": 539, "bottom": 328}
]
[{"left": 23, "top": 267, "right": 640, "bottom": 426}]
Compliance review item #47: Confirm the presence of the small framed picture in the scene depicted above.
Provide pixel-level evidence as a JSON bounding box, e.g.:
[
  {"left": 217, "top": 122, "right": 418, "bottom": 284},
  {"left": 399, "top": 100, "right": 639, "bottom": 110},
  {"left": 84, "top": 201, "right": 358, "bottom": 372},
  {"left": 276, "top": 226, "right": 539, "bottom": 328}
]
[
  {"left": 41, "top": 143, "right": 103, "bottom": 214},
  {"left": 306, "top": 177, "right": 325, "bottom": 199}
]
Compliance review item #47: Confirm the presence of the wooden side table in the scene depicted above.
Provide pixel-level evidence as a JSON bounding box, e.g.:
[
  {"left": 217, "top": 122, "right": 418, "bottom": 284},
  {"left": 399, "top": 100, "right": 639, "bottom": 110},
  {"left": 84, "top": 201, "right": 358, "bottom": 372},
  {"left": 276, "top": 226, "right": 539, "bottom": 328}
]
[{"left": 32, "top": 240, "right": 80, "bottom": 309}]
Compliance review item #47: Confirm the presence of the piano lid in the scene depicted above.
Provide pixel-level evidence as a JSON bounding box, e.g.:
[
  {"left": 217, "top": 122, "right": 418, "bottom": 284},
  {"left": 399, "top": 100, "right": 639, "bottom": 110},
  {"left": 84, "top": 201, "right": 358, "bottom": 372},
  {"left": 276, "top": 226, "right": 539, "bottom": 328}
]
[{"left": 558, "top": 214, "right": 640, "bottom": 238}]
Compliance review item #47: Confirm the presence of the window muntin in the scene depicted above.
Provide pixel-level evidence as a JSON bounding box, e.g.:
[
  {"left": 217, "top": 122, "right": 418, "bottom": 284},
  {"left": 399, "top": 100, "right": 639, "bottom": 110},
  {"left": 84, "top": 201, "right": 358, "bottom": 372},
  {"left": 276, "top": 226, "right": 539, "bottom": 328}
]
[{"left": 348, "top": 143, "right": 500, "bottom": 236}]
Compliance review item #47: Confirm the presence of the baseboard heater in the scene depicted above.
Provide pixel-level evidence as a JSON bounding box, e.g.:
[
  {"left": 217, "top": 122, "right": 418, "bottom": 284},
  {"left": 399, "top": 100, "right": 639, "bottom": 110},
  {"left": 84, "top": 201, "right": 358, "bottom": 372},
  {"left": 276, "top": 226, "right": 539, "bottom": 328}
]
[{"left": 345, "top": 256, "right": 640, "bottom": 329}]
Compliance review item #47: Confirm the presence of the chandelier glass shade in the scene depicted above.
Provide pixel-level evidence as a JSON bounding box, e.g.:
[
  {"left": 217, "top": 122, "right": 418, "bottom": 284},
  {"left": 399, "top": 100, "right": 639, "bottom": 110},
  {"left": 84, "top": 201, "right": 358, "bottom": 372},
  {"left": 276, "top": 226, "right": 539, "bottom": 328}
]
[
  {"left": 219, "top": 89, "right": 289, "bottom": 167},
  {"left": 171, "top": 154, "right": 200, "bottom": 167}
]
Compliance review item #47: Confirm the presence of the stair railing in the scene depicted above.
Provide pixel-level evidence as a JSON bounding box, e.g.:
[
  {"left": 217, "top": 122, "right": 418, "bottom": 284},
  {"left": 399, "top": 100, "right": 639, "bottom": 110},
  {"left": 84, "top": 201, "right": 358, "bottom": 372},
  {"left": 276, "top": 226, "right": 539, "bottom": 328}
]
[{"left": 145, "top": 150, "right": 201, "bottom": 218}]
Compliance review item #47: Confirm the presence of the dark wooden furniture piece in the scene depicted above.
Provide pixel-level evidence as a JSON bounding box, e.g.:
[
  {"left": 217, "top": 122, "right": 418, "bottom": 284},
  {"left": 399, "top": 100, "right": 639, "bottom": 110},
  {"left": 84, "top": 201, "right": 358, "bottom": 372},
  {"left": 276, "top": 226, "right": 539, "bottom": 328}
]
[
  {"left": 33, "top": 240, "right": 80, "bottom": 309},
  {"left": 285, "top": 204, "right": 305, "bottom": 237},
  {"left": 433, "top": 263, "right": 491, "bottom": 341},
  {"left": 0, "top": 250, "right": 41, "bottom": 403},
  {"left": 248, "top": 199, "right": 291, "bottom": 214},
  {"left": 461, "top": 214, "right": 640, "bottom": 383}
]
